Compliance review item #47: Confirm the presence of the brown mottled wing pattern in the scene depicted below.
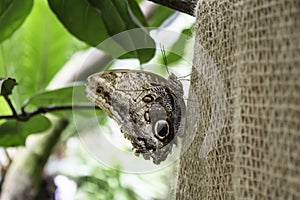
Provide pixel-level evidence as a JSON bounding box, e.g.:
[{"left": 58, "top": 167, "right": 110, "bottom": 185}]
[{"left": 86, "top": 69, "right": 185, "bottom": 164}]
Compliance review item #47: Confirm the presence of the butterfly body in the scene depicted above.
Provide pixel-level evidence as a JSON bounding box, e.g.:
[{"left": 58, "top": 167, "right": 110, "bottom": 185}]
[{"left": 86, "top": 69, "right": 185, "bottom": 164}]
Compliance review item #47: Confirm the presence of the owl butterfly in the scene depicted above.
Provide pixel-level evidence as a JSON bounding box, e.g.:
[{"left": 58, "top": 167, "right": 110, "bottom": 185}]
[{"left": 86, "top": 68, "right": 186, "bottom": 164}]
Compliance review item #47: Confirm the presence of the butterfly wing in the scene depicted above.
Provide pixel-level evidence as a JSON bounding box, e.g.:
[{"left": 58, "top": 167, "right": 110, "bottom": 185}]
[{"left": 86, "top": 69, "right": 185, "bottom": 164}]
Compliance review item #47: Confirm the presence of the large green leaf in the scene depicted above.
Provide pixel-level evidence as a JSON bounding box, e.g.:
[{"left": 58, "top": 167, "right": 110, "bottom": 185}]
[
  {"left": 0, "top": 0, "right": 86, "bottom": 109},
  {"left": 0, "top": 115, "right": 51, "bottom": 147},
  {"left": 88, "top": 0, "right": 153, "bottom": 60},
  {"left": 0, "top": 0, "right": 33, "bottom": 42},
  {"left": 126, "top": 0, "right": 148, "bottom": 27},
  {"left": 21, "top": 83, "right": 101, "bottom": 118},
  {"left": 48, "top": 0, "right": 109, "bottom": 47},
  {"left": 48, "top": 0, "right": 155, "bottom": 63},
  {"left": 22, "top": 83, "right": 85, "bottom": 113},
  {"left": 88, "top": 0, "right": 147, "bottom": 34}
]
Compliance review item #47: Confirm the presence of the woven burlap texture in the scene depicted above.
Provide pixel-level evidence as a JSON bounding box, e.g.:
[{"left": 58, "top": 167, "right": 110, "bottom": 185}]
[{"left": 176, "top": 0, "right": 300, "bottom": 199}]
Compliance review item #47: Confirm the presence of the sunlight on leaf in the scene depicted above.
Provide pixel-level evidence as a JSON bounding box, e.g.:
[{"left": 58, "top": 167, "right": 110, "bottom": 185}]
[
  {"left": 0, "top": 0, "right": 86, "bottom": 109},
  {"left": 0, "top": 96, "right": 11, "bottom": 125}
]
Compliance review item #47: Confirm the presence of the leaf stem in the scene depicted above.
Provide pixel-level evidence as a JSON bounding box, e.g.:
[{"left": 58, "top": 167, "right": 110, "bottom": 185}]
[
  {"left": 0, "top": 104, "right": 99, "bottom": 121},
  {"left": 3, "top": 96, "right": 18, "bottom": 117}
]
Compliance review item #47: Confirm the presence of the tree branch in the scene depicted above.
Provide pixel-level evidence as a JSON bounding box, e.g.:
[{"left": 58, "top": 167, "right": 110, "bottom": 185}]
[
  {"left": 148, "top": 0, "right": 197, "bottom": 16},
  {"left": 0, "top": 104, "right": 99, "bottom": 121}
]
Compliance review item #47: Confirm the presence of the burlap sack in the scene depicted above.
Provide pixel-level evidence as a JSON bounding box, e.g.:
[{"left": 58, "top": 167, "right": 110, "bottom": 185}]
[{"left": 176, "top": 0, "right": 300, "bottom": 199}]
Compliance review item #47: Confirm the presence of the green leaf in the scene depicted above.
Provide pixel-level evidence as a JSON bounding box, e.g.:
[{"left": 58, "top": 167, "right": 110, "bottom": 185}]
[
  {"left": 0, "top": 0, "right": 86, "bottom": 109},
  {"left": 48, "top": 0, "right": 155, "bottom": 63},
  {"left": 48, "top": 0, "right": 109, "bottom": 47},
  {"left": 0, "top": 77, "right": 17, "bottom": 96},
  {"left": 88, "top": 0, "right": 155, "bottom": 63},
  {"left": 88, "top": 0, "right": 147, "bottom": 33},
  {"left": 0, "top": 96, "right": 11, "bottom": 125},
  {"left": 21, "top": 83, "right": 98, "bottom": 118},
  {"left": 127, "top": 0, "right": 148, "bottom": 27},
  {"left": 22, "top": 83, "right": 85, "bottom": 113},
  {"left": 0, "top": 0, "right": 33, "bottom": 42},
  {"left": 0, "top": 96, "right": 11, "bottom": 115},
  {"left": 148, "top": 5, "right": 175, "bottom": 27},
  {"left": 0, "top": 115, "right": 51, "bottom": 147},
  {"left": 88, "top": 0, "right": 126, "bottom": 36}
]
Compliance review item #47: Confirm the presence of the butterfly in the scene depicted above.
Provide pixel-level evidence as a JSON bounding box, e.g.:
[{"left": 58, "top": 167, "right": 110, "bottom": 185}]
[{"left": 85, "top": 69, "right": 186, "bottom": 164}]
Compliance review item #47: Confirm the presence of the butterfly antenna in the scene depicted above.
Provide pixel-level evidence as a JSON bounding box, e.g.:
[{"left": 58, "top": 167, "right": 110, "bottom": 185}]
[
  {"left": 177, "top": 73, "right": 191, "bottom": 81},
  {"left": 160, "top": 44, "right": 170, "bottom": 76}
]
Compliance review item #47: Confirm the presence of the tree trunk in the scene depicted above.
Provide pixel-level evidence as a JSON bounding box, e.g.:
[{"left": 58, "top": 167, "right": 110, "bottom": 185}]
[{"left": 176, "top": 0, "right": 300, "bottom": 199}]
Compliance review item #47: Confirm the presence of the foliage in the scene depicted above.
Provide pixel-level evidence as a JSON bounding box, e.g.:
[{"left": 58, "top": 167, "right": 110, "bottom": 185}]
[
  {"left": 0, "top": 0, "right": 193, "bottom": 199},
  {"left": 0, "top": 0, "right": 33, "bottom": 43},
  {"left": 75, "top": 168, "right": 139, "bottom": 200},
  {"left": 0, "top": 0, "right": 180, "bottom": 147},
  {"left": 0, "top": 0, "right": 87, "bottom": 147},
  {"left": 0, "top": 0, "right": 86, "bottom": 108},
  {"left": 0, "top": 115, "right": 51, "bottom": 146},
  {"left": 48, "top": 0, "right": 155, "bottom": 63}
]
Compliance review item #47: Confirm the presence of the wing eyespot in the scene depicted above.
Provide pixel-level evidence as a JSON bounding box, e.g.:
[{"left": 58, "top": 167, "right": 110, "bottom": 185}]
[
  {"left": 154, "top": 120, "right": 169, "bottom": 140},
  {"left": 142, "top": 94, "right": 155, "bottom": 103}
]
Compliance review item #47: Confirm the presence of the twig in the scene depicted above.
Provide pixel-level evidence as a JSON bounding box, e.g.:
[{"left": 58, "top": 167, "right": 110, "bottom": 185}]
[
  {"left": 3, "top": 96, "right": 17, "bottom": 117},
  {"left": 0, "top": 104, "right": 99, "bottom": 121},
  {"left": 148, "top": 0, "right": 197, "bottom": 16}
]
